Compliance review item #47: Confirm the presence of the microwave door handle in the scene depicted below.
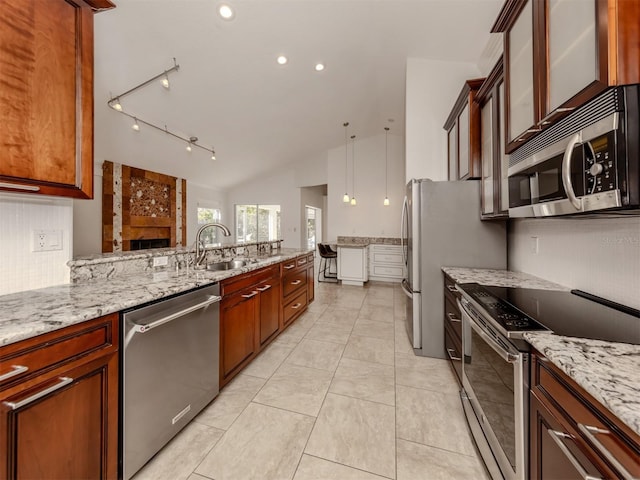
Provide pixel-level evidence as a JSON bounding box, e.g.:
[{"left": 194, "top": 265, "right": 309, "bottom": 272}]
[{"left": 562, "top": 132, "right": 582, "bottom": 210}]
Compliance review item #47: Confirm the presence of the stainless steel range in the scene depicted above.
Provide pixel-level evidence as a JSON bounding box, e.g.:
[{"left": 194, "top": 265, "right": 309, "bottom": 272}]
[{"left": 456, "top": 283, "right": 640, "bottom": 480}]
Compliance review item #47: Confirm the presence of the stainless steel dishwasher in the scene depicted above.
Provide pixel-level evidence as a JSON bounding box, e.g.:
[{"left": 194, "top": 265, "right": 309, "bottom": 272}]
[{"left": 121, "top": 284, "right": 221, "bottom": 479}]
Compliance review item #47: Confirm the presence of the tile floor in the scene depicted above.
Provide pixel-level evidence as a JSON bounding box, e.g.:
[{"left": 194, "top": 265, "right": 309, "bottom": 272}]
[{"left": 132, "top": 281, "right": 490, "bottom": 480}]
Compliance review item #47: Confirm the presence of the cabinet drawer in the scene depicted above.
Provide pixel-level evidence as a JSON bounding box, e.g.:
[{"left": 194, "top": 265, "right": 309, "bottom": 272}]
[
  {"left": 371, "top": 252, "right": 403, "bottom": 265},
  {"left": 444, "top": 295, "right": 462, "bottom": 342},
  {"left": 283, "top": 269, "right": 307, "bottom": 298},
  {"left": 283, "top": 291, "right": 307, "bottom": 325},
  {"left": 533, "top": 356, "right": 640, "bottom": 478},
  {"left": 444, "top": 322, "right": 462, "bottom": 386},
  {"left": 281, "top": 260, "right": 298, "bottom": 272},
  {"left": 306, "top": 253, "right": 314, "bottom": 263},
  {"left": 371, "top": 265, "right": 403, "bottom": 278},
  {"left": 221, "top": 265, "right": 279, "bottom": 296},
  {"left": 0, "top": 314, "right": 118, "bottom": 388},
  {"left": 296, "top": 256, "right": 308, "bottom": 267},
  {"left": 443, "top": 274, "right": 460, "bottom": 302}
]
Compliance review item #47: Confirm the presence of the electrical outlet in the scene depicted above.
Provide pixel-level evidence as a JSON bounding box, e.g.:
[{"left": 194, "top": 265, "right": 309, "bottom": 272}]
[
  {"left": 33, "top": 230, "right": 63, "bottom": 252},
  {"left": 153, "top": 256, "right": 168, "bottom": 267}
]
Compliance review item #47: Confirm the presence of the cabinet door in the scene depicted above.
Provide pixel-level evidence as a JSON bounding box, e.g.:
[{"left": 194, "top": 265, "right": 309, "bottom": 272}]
[
  {"left": 546, "top": 0, "right": 597, "bottom": 114},
  {"left": 0, "top": 0, "right": 95, "bottom": 198},
  {"left": 337, "top": 247, "right": 368, "bottom": 282},
  {"left": 480, "top": 98, "right": 495, "bottom": 215},
  {"left": 258, "top": 279, "right": 281, "bottom": 346},
  {"left": 448, "top": 125, "right": 458, "bottom": 181},
  {"left": 498, "top": 81, "right": 510, "bottom": 213},
  {"left": 457, "top": 105, "right": 470, "bottom": 179},
  {"left": 307, "top": 263, "right": 314, "bottom": 303},
  {"left": 530, "top": 393, "right": 607, "bottom": 480},
  {"left": 506, "top": 0, "right": 535, "bottom": 145},
  {"left": 220, "top": 291, "right": 258, "bottom": 380},
  {"left": 0, "top": 354, "right": 118, "bottom": 480}
]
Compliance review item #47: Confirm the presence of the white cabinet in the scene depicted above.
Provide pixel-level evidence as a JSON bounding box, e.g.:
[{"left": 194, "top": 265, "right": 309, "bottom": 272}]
[
  {"left": 368, "top": 245, "right": 403, "bottom": 282},
  {"left": 337, "top": 246, "right": 369, "bottom": 286}
]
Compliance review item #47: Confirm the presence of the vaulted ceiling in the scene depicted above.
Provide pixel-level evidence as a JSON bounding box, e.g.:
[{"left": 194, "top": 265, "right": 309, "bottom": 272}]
[{"left": 93, "top": 0, "right": 502, "bottom": 190}]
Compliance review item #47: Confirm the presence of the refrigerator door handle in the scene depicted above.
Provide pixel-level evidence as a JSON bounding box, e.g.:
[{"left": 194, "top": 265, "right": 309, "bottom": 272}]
[{"left": 401, "top": 195, "right": 408, "bottom": 266}]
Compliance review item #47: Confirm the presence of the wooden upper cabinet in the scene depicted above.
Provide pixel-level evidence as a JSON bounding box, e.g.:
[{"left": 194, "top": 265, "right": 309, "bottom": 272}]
[
  {"left": 444, "top": 79, "right": 485, "bottom": 181},
  {"left": 494, "top": 0, "right": 640, "bottom": 154},
  {"left": 0, "top": 0, "right": 114, "bottom": 199}
]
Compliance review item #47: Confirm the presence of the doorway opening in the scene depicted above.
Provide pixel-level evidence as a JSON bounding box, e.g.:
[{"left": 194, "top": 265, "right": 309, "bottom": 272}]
[{"left": 305, "top": 206, "right": 322, "bottom": 251}]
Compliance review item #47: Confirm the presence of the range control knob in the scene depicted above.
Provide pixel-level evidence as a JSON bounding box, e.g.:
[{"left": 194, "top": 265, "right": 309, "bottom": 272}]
[{"left": 589, "top": 163, "right": 604, "bottom": 176}]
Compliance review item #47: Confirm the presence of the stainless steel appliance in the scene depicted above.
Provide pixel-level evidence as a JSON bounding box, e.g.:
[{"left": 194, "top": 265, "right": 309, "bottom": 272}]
[
  {"left": 456, "top": 283, "right": 640, "bottom": 480},
  {"left": 508, "top": 85, "right": 639, "bottom": 218},
  {"left": 121, "top": 284, "right": 222, "bottom": 479},
  {"left": 400, "top": 179, "right": 506, "bottom": 358}
]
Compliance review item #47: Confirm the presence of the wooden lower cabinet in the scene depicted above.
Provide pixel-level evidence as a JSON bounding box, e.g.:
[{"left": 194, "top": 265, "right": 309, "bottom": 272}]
[
  {"left": 530, "top": 352, "right": 640, "bottom": 480},
  {"left": 443, "top": 273, "right": 463, "bottom": 386},
  {"left": 0, "top": 314, "right": 119, "bottom": 480},
  {"left": 257, "top": 273, "right": 281, "bottom": 347},
  {"left": 220, "top": 288, "right": 259, "bottom": 383}
]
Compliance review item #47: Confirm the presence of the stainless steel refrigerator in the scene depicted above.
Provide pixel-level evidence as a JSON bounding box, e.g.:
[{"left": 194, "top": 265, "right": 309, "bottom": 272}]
[{"left": 400, "top": 179, "right": 506, "bottom": 358}]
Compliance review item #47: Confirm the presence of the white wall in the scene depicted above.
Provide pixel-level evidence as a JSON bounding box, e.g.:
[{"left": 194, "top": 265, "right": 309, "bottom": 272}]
[
  {"left": 326, "top": 133, "right": 405, "bottom": 241},
  {"left": 405, "top": 58, "right": 481, "bottom": 182},
  {"left": 0, "top": 193, "right": 73, "bottom": 295},
  {"left": 509, "top": 217, "right": 640, "bottom": 309},
  {"left": 187, "top": 182, "right": 228, "bottom": 246}
]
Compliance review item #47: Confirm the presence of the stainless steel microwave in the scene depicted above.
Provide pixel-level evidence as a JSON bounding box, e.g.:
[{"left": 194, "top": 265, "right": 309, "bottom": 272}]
[{"left": 508, "top": 86, "right": 639, "bottom": 217}]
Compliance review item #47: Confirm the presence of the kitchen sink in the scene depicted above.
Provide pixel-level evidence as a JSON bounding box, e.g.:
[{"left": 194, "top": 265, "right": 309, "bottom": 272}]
[{"left": 206, "top": 259, "right": 249, "bottom": 271}]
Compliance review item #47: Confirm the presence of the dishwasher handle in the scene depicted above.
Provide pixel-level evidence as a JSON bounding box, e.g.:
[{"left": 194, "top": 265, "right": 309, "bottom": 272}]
[{"left": 132, "top": 295, "right": 222, "bottom": 334}]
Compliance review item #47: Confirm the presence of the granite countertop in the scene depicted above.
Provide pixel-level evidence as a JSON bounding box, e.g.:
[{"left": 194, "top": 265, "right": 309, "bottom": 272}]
[
  {"left": 524, "top": 333, "right": 640, "bottom": 437},
  {"left": 441, "top": 267, "right": 570, "bottom": 290},
  {"left": 0, "top": 248, "right": 310, "bottom": 347},
  {"left": 336, "top": 236, "right": 401, "bottom": 247}
]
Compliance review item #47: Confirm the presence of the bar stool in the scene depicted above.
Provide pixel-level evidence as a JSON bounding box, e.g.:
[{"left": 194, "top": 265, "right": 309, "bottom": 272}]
[{"left": 317, "top": 243, "right": 338, "bottom": 282}]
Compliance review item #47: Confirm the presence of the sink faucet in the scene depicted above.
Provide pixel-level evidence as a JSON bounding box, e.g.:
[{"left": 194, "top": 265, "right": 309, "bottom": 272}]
[{"left": 194, "top": 223, "right": 232, "bottom": 267}]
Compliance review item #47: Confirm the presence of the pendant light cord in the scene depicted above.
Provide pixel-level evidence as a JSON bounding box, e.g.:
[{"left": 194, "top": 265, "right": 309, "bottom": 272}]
[{"left": 385, "top": 127, "right": 389, "bottom": 197}]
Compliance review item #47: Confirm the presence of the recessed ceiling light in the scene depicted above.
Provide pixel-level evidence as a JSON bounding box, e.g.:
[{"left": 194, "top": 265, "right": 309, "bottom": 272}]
[
  {"left": 315, "top": 63, "right": 325, "bottom": 72},
  {"left": 218, "top": 4, "right": 234, "bottom": 20},
  {"left": 277, "top": 55, "right": 288, "bottom": 65}
]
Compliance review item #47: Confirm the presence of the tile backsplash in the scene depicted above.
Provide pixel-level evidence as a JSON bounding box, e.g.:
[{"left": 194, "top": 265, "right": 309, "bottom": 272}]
[
  {"left": 509, "top": 216, "right": 640, "bottom": 309},
  {"left": 0, "top": 193, "right": 72, "bottom": 295}
]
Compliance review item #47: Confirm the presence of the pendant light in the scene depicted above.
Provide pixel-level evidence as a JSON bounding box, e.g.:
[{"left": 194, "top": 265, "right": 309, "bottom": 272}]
[
  {"left": 350, "top": 134, "right": 357, "bottom": 206},
  {"left": 342, "top": 122, "right": 350, "bottom": 203},
  {"left": 383, "top": 127, "right": 390, "bottom": 206}
]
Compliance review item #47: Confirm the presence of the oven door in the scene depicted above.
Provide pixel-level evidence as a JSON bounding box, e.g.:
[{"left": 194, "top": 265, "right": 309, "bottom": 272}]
[{"left": 459, "top": 300, "right": 528, "bottom": 480}]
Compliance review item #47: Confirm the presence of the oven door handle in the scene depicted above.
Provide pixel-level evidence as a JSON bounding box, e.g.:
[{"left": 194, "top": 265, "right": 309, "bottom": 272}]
[{"left": 467, "top": 316, "right": 519, "bottom": 364}]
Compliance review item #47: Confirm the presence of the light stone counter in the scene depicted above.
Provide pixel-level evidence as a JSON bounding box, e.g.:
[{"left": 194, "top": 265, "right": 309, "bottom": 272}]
[
  {"left": 0, "top": 248, "right": 310, "bottom": 347},
  {"left": 524, "top": 333, "right": 640, "bottom": 437},
  {"left": 441, "top": 267, "right": 569, "bottom": 290}
]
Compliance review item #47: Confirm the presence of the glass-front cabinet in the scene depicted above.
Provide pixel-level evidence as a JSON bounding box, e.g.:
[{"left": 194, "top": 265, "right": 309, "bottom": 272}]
[{"left": 494, "top": 0, "right": 640, "bottom": 154}]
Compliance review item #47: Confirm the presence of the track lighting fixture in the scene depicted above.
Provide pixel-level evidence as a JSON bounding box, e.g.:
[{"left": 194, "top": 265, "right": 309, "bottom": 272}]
[{"left": 107, "top": 58, "right": 217, "bottom": 160}]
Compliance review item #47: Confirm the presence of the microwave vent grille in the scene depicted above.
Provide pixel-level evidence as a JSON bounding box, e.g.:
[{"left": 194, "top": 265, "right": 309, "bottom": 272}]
[{"left": 509, "top": 88, "right": 621, "bottom": 168}]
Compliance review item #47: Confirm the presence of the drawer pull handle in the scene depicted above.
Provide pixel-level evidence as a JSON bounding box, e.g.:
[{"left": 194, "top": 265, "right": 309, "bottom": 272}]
[
  {"left": 242, "top": 291, "right": 258, "bottom": 299},
  {"left": 547, "top": 430, "right": 602, "bottom": 480},
  {"left": 0, "top": 182, "right": 40, "bottom": 192},
  {"left": 291, "top": 280, "right": 302, "bottom": 285},
  {"left": 0, "top": 365, "right": 29, "bottom": 381},
  {"left": 578, "top": 424, "right": 634, "bottom": 480},
  {"left": 256, "top": 285, "right": 272, "bottom": 292},
  {"left": 446, "top": 348, "right": 461, "bottom": 362},
  {"left": 446, "top": 284, "right": 457, "bottom": 293},
  {"left": 290, "top": 303, "right": 302, "bottom": 310},
  {"left": 298, "top": 259, "right": 306, "bottom": 265},
  {"left": 4, "top": 377, "right": 73, "bottom": 410},
  {"left": 447, "top": 312, "right": 461, "bottom": 323},
  {"left": 284, "top": 264, "right": 295, "bottom": 269}
]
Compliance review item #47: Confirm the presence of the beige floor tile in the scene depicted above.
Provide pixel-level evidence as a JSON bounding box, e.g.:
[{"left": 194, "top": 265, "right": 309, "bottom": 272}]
[
  {"left": 294, "top": 310, "right": 321, "bottom": 328},
  {"left": 395, "top": 353, "right": 459, "bottom": 394},
  {"left": 329, "top": 357, "right": 395, "bottom": 406},
  {"left": 305, "top": 393, "right": 396, "bottom": 479},
  {"left": 396, "top": 384, "right": 476, "bottom": 456},
  {"left": 241, "top": 343, "right": 294, "bottom": 379},
  {"left": 196, "top": 402, "right": 314, "bottom": 480},
  {"left": 362, "top": 293, "right": 394, "bottom": 308},
  {"left": 316, "top": 306, "right": 360, "bottom": 326},
  {"left": 358, "top": 304, "right": 395, "bottom": 323},
  {"left": 132, "top": 422, "right": 224, "bottom": 480},
  {"left": 351, "top": 318, "right": 394, "bottom": 340},
  {"left": 333, "top": 296, "right": 366, "bottom": 309},
  {"left": 343, "top": 335, "right": 394, "bottom": 366},
  {"left": 286, "top": 338, "right": 345, "bottom": 372},
  {"left": 194, "top": 374, "right": 265, "bottom": 430},
  {"left": 186, "top": 474, "right": 210, "bottom": 480},
  {"left": 396, "top": 439, "right": 490, "bottom": 480},
  {"left": 394, "top": 322, "right": 414, "bottom": 355},
  {"left": 305, "top": 321, "right": 353, "bottom": 344},
  {"left": 293, "top": 455, "right": 390, "bottom": 480},
  {"left": 307, "top": 302, "right": 329, "bottom": 314},
  {"left": 254, "top": 363, "right": 333, "bottom": 416},
  {"left": 274, "top": 320, "right": 314, "bottom": 347}
]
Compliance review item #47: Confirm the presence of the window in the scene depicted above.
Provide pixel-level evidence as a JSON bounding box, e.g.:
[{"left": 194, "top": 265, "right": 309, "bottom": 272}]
[
  {"left": 197, "top": 207, "right": 222, "bottom": 245},
  {"left": 235, "top": 204, "right": 281, "bottom": 243}
]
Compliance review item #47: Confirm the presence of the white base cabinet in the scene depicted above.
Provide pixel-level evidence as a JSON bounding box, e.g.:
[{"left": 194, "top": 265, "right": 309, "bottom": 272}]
[
  {"left": 337, "top": 246, "right": 369, "bottom": 286},
  {"left": 368, "top": 244, "right": 403, "bottom": 282}
]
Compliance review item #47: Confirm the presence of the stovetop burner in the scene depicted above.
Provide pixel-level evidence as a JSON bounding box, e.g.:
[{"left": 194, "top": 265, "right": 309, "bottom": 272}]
[{"left": 457, "top": 283, "right": 640, "bottom": 345}]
